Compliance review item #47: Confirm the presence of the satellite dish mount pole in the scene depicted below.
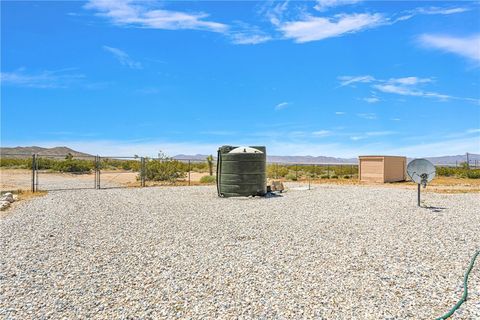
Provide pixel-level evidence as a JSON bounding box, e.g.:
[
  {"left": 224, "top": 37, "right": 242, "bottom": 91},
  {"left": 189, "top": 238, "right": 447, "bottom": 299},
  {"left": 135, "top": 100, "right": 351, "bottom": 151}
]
[{"left": 417, "top": 183, "right": 421, "bottom": 207}]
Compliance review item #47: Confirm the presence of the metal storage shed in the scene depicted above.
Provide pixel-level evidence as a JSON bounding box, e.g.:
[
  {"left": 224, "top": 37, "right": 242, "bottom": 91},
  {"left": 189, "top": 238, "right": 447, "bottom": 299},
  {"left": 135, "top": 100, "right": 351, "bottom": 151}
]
[{"left": 358, "top": 156, "right": 406, "bottom": 183}]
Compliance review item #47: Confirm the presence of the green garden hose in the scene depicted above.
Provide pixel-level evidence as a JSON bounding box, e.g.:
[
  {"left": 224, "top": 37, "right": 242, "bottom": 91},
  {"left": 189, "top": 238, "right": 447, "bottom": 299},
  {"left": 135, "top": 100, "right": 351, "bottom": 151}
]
[{"left": 435, "top": 249, "right": 480, "bottom": 320}]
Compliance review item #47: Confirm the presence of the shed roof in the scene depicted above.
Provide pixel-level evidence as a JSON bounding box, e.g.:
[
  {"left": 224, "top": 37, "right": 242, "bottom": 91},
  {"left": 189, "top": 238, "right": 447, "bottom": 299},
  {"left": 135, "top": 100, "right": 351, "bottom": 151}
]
[{"left": 359, "top": 155, "right": 406, "bottom": 159}]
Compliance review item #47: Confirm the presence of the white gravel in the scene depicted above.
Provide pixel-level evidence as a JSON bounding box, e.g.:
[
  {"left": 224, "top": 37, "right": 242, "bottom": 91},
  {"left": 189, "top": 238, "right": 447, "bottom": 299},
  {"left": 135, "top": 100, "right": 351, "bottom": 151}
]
[{"left": 1, "top": 184, "right": 479, "bottom": 319}]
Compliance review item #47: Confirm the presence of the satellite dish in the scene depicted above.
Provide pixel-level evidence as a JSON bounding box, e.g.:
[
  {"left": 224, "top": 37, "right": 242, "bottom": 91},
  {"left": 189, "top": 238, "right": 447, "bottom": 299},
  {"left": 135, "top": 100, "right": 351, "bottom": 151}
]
[
  {"left": 407, "top": 158, "right": 436, "bottom": 206},
  {"left": 407, "top": 159, "right": 436, "bottom": 186}
]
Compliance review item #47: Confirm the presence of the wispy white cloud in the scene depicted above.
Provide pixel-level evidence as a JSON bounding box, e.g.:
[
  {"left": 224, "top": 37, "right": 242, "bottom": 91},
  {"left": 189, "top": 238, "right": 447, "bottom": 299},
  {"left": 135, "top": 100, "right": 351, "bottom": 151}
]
[
  {"left": 415, "top": 7, "right": 470, "bottom": 16},
  {"left": 312, "top": 130, "right": 332, "bottom": 137},
  {"left": 365, "top": 131, "right": 396, "bottom": 137},
  {"left": 340, "top": 75, "right": 479, "bottom": 103},
  {"left": 230, "top": 33, "right": 272, "bottom": 45},
  {"left": 392, "top": 5, "right": 469, "bottom": 23},
  {"left": 264, "top": 1, "right": 290, "bottom": 27},
  {"left": 418, "top": 34, "right": 480, "bottom": 63},
  {"left": 372, "top": 83, "right": 451, "bottom": 100},
  {"left": 275, "top": 102, "right": 289, "bottom": 110},
  {"left": 278, "top": 13, "right": 385, "bottom": 43},
  {"left": 314, "top": 0, "right": 363, "bottom": 12},
  {"left": 268, "top": 2, "right": 469, "bottom": 44},
  {"left": 85, "top": 0, "right": 228, "bottom": 33},
  {"left": 388, "top": 76, "right": 433, "bottom": 85},
  {"left": 363, "top": 97, "right": 380, "bottom": 103},
  {"left": 357, "top": 113, "right": 377, "bottom": 120},
  {"left": 467, "top": 128, "right": 480, "bottom": 134},
  {"left": 103, "top": 45, "right": 142, "bottom": 69},
  {"left": 338, "top": 75, "right": 375, "bottom": 87},
  {"left": 335, "top": 111, "right": 346, "bottom": 115},
  {"left": 350, "top": 136, "right": 364, "bottom": 141},
  {"left": 0, "top": 68, "right": 85, "bottom": 88},
  {"left": 228, "top": 21, "right": 272, "bottom": 45},
  {"left": 350, "top": 131, "right": 396, "bottom": 141}
]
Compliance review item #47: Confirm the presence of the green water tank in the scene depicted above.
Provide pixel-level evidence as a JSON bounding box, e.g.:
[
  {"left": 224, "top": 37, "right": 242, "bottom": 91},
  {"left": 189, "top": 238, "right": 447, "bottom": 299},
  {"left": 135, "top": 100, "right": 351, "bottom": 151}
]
[{"left": 216, "top": 145, "right": 267, "bottom": 197}]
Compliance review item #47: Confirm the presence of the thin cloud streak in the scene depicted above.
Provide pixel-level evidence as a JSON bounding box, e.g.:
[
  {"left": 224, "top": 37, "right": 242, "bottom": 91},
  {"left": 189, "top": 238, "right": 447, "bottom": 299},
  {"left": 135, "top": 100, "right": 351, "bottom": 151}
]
[
  {"left": 0, "top": 68, "right": 85, "bottom": 88},
  {"left": 103, "top": 46, "right": 142, "bottom": 69},
  {"left": 314, "top": 0, "right": 363, "bottom": 12},
  {"left": 85, "top": 0, "right": 228, "bottom": 33},
  {"left": 275, "top": 102, "right": 289, "bottom": 110},
  {"left": 278, "top": 13, "right": 386, "bottom": 43},
  {"left": 340, "top": 75, "right": 479, "bottom": 103},
  {"left": 418, "top": 33, "right": 480, "bottom": 63}
]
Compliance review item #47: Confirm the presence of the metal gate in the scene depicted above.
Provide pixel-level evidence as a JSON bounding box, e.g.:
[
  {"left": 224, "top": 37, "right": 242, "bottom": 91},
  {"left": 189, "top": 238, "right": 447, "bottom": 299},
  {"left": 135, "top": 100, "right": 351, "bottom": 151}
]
[{"left": 33, "top": 154, "right": 98, "bottom": 191}]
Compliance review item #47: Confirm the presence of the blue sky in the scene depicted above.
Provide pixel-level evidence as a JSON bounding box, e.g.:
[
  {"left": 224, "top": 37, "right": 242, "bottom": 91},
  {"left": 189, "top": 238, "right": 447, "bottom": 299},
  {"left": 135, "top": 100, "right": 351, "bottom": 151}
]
[{"left": 1, "top": 0, "right": 479, "bottom": 157}]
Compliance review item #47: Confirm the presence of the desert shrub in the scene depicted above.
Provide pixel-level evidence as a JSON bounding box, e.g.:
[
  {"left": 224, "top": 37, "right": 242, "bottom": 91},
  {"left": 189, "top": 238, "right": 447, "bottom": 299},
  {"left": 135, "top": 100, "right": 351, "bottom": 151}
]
[
  {"left": 190, "top": 162, "right": 208, "bottom": 172},
  {"left": 436, "top": 166, "right": 480, "bottom": 179},
  {"left": 333, "top": 165, "right": 358, "bottom": 176},
  {"left": 465, "top": 170, "right": 480, "bottom": 179},
  {"left": 330, "top": 175, "right": 339, "bottom": 179},
  {"left": 267, "top": 165, "right": 289, "bottom": 178},
  {"left": 200, "top": 175, "right": 216, "bottom": 184},
  {"left": 343, "top": 175, "right": 351, "bottom": 179},
  {"left": 52, "top": 159, "right": 93, "bottom": 173},
  {"left": 0, "top": 158, "right": 31, "bottom": 168},
  {"left": 436, "top": 166, "right": 457, "bottom": 177},
  {"left": 144, "top": 159, "right": 186, "bottom": 182},
  {"left": 285, "top": 173, "right": 297, "bottom": 181},
  {"left": 120, "top": 160, "right": 141, "bottom": 171},
  {"left": 320, "top": 175, "right": 329, "bottom": 179}
]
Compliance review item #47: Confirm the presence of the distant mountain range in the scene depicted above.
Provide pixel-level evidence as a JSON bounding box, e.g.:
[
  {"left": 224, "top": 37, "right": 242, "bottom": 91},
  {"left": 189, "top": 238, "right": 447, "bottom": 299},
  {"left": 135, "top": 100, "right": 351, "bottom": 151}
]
[
  {"left": 1, "top": 146, "right": 478, "bottom": 165},
  {"left": 0, "top": 146, "right": 93, "bottom": 158},
  {"left": 174, "top": 154, "right": 358, "bottom": 164},
  {"left": 174, "top": 153, "right": 480, "bottom": 165}
]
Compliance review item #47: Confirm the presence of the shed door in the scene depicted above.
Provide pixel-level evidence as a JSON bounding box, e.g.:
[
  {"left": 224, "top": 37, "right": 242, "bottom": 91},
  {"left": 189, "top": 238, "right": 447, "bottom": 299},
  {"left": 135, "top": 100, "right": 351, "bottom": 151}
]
[{"left": 361, "top": 159, "right": 384, "bottom": 182}]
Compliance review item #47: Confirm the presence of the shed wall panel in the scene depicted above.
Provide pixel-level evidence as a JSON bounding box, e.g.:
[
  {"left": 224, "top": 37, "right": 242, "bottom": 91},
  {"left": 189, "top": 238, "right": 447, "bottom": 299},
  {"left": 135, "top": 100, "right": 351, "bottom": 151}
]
[
  {"left": 359, "top": 158, "right": 384, "bottom": 182},
  {"left": 384, "top": 157, "right": 406, "bottom": 182}
]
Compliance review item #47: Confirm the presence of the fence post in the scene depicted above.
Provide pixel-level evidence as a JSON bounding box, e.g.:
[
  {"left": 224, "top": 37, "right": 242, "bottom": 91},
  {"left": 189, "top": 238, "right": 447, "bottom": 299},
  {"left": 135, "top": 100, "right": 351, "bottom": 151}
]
[
  {"left": 94, "top": 156, "right": 96, "bottom": 189},
  {"left": 94, "top": 156, "right": 98, "bottom": 189},
  {"left": 31, "top": 154, "right": 36, "bottom": 193},
  {"left": 327, "top": 165, "right": 330, "bottom": 179},
  {"left": 295, "top": 164, "right": 298, "bottom": 180},
  {"left": 97, "top": 156, "right": 101, "bottom": 189},
  {"left": 140, "top": 157, "right": 145, "bottom": 187},
  {"left": 308, "top": 166, "right": 311, "bottom": 190},
  {"left": 188, "top": 160, "right": 191, "bottom": 186}
]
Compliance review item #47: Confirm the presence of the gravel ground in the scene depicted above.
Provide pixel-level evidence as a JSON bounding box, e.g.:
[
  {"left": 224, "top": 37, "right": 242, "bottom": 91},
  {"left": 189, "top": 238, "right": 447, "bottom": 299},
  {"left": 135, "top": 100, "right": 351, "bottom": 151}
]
[{"left": 1, "top": 184, "right": 479, "bottom": 319}]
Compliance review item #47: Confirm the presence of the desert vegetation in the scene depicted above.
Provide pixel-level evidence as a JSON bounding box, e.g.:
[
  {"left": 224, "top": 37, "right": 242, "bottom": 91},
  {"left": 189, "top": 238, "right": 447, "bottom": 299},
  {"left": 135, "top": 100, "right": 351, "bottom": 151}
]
[
  {"left": 267, "top": 163, "right": 359, "bottom": 180},
  {"left": 1, "top": 157, "right": 479, "bottom": 181}
]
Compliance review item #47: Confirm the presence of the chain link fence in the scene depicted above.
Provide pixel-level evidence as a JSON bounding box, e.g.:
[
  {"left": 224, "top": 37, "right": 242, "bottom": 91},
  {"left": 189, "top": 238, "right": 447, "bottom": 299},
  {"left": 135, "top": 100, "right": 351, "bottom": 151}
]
[{"left": 0, "top": 153, "right": 479, "bottom": 192}]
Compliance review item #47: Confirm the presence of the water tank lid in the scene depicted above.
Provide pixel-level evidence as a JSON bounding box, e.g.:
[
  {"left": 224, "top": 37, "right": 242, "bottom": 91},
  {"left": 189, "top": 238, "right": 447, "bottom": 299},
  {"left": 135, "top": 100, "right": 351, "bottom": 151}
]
[{"left": 228, "top": 146, "right": 263, "bottom": 154}]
